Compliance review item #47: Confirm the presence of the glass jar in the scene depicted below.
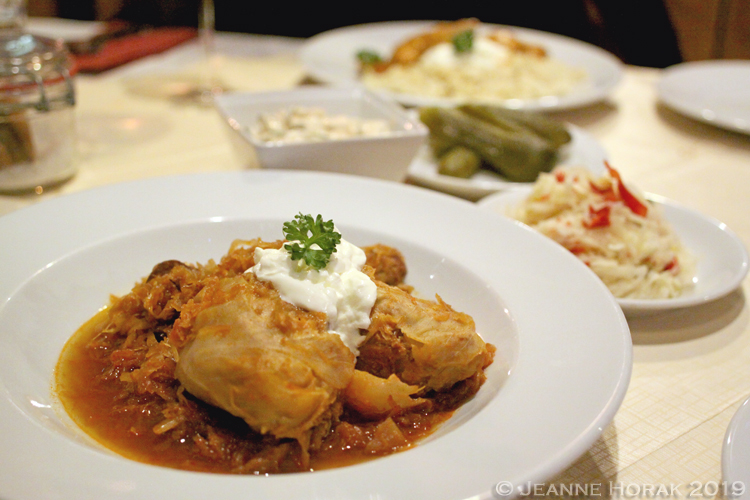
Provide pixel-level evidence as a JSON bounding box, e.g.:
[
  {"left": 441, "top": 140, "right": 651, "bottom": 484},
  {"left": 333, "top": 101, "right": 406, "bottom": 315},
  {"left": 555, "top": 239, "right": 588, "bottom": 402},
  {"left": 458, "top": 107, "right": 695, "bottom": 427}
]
[{"left": 0, "top": 0, "right": 76, "bottom": 192}]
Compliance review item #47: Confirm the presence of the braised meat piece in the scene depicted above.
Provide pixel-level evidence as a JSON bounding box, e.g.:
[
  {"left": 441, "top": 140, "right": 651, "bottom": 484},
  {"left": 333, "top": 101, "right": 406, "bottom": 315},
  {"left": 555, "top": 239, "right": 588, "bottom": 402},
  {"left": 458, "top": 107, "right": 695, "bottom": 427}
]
[{"left": 362, "top": 244, "right": 408, "bottom": 286}]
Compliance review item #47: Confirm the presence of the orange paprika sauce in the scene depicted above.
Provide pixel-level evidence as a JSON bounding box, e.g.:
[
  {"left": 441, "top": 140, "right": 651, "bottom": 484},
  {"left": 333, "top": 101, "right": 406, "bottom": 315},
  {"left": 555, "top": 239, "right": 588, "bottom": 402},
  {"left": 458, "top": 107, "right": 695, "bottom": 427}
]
[{"left": 55, "top": 308, "right": 471, "bottom": 474}]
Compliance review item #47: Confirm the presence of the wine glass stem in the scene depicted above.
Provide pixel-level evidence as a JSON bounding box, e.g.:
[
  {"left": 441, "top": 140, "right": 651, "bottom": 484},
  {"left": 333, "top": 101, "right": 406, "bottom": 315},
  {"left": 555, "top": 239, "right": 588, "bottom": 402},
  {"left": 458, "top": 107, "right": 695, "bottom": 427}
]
[{"left": 198, "top": 0, "right": 217, "bottom": 94}]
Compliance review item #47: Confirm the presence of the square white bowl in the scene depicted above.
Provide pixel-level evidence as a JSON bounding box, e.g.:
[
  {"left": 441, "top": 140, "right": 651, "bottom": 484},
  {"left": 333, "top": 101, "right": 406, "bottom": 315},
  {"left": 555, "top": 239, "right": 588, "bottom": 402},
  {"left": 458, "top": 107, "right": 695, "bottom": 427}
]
[{"left": 214, "top": 86, "right": 428, "bottom": 182}]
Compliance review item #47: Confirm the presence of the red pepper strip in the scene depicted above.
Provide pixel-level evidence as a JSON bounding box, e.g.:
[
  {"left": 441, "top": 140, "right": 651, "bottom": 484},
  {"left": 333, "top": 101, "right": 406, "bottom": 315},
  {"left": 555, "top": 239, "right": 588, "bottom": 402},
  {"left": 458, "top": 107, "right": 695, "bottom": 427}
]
[
  {"left": 584, "top": 204, "right": 611, "bottom": 228},
  {"left": 663, "top": 257, "right": 678, "bottom": 271},
  {"left": 568, "top": 245, "right": 588, "bottom": 255},
  {"left": 604, "top": 162, "right": 648, "bottom": 217},
  {"left": 589, "top": 181, "right": 619, "bottom": 202}
]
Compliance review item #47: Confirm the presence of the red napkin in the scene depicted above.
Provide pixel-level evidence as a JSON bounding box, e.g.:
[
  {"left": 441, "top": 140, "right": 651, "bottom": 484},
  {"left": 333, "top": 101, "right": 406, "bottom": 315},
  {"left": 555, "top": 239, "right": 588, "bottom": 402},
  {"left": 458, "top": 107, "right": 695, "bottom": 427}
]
[{"left": 72, "top": 27, "right": 198, "bottom": 74}]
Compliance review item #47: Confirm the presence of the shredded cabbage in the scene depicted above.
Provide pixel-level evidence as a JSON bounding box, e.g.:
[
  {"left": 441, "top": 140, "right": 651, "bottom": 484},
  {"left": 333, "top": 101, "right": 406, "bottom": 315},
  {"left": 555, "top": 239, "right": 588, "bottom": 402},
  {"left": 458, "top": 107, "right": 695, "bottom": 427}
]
[{"left": 510, "top": 166, "right": 695, "bottom": 299}]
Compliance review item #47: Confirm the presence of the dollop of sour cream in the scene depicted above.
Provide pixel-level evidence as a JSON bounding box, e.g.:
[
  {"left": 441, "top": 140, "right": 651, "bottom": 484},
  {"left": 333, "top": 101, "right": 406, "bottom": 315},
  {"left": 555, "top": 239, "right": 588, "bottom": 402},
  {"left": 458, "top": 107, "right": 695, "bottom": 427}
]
[
  {"left": 249, "top": 237, "right": 377, "bottom": 354},
  {"left": 420, "top": 36, "right": 511, "bottom": 70}
]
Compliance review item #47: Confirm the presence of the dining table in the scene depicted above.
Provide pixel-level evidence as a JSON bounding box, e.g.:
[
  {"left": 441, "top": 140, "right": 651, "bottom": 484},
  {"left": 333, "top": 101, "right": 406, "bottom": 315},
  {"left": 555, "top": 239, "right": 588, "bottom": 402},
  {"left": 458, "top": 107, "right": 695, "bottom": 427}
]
[{"left": 5, "top": 17, "right": 750, "bottom": 499}]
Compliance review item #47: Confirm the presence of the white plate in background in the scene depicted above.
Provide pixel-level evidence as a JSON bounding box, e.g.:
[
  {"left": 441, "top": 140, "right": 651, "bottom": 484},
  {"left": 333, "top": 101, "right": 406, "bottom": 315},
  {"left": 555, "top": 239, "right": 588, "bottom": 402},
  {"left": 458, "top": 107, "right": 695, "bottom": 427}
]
[
  {"left": 300, "top": 21, "right": 623, "bottom": 111},
  {"left": 479, "top": 188, "right": 749, "bottom": 315},
  {"left": 658, "top": 61, "right": 750, "bottom": 135},
  {"left": 723, "top": 395, "right": 750, "bottom": 499},
  {"left": 407, "top": 123, "right": 608, "bottom": 201}
]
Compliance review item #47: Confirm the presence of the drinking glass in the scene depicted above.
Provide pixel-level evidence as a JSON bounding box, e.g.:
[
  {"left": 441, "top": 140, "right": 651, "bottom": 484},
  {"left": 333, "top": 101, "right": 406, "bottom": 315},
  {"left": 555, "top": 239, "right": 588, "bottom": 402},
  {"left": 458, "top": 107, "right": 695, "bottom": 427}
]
[{"left": 124, "top": 0, "right": 225, "bottom": 105}]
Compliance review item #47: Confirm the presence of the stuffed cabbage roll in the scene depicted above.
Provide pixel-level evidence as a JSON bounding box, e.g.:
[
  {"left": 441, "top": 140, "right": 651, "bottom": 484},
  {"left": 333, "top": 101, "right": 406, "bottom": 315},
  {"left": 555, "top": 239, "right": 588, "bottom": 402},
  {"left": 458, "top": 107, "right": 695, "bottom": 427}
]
[
  {"left": 175, "top": 274, "right": 355, "bottom": 445},
  {"left": 358, "top": 280, "right": 492, "bottom": 392}
]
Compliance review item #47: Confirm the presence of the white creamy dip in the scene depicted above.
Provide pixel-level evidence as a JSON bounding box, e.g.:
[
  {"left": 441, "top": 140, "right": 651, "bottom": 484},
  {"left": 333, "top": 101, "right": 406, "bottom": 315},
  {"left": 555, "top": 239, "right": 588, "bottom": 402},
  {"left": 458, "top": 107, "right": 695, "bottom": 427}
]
[
  {"left": 249, "top": 237, "right": 377, "bottom": 354},
  {"left": 250, "top": 106, "right": 391, "bottom": 144}
]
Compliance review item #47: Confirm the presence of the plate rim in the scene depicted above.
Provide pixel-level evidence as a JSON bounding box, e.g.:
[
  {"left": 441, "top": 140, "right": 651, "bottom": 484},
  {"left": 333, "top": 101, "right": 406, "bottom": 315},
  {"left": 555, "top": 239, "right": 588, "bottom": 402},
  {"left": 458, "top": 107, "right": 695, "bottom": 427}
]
[
  {"left": 299, "top": 20, "right": 623, "bottom": 111},
  {"left": 0, "top": 170, "right": 632, "bottom": 500},
  {"left": 723, "top": 394, "right": 750, "bottom": 496}
]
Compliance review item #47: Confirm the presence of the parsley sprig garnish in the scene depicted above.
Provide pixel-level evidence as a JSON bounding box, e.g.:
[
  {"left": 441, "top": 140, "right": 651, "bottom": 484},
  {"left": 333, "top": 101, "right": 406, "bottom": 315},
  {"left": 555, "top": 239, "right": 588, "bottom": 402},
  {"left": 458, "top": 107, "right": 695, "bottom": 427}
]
[
  {"left": 283, "top": 213, "right": 342, "bottom": 271},
  {"left": 356, "top": 49, "right": 383, "bottom": 65},
  {"left": 453, "top": 29, "right": 474, "bottom": 53}
]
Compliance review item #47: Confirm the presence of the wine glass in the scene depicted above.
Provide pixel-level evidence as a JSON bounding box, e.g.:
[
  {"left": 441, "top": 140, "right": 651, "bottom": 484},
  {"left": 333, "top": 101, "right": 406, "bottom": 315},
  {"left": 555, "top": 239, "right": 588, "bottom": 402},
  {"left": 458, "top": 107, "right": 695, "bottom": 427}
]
[{"left": 120, "top": 0, "right": 226, "bottom": 106}]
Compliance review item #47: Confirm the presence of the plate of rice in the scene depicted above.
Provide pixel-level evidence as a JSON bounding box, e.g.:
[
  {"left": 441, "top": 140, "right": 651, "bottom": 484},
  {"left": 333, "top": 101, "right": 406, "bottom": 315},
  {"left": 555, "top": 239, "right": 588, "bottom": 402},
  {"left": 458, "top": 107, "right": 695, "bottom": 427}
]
[
  {"left": 478, "top": 165, "right": 749, "bottom": 315},
  {"left": 299, "top": 20, "right": 623, "bottom": 111}
]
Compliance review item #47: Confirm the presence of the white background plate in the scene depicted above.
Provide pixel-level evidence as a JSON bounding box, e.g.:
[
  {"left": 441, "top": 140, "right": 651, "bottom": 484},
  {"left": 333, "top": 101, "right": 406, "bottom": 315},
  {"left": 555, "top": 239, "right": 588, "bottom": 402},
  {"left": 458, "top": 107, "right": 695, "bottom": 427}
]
[
  {"left": 723, "top": 395, "right": 750, "bottom": 499},
  {"left": 658, "top": 61, "right": 750, "bottom": 135},
  {"left": 0, "top": 171, "right": 631, "bottom": 500},
  {"left": 479, "top": 188, "right": 749, "bottom": 315},
  {"left": 299, "top": 21, "right": 623, "bottom": 111},
  {"left": 407, "top": 123, "right": 608, "bottom": 200}
]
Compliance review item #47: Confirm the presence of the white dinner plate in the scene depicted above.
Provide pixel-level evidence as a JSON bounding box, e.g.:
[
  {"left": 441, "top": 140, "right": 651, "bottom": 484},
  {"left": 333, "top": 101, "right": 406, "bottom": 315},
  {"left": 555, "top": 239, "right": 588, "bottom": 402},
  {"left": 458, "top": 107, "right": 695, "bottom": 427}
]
[
  {"left": 0, "top": 171, "right": 631, "bottom": 500},
  {"left": 723, "top": 395, "right": 750, "bottom": 499},
  {"left": 299, "top": 21, "right": 623, "bottom": 111},
  {"left": 26, "top": 17, "right": 105, "bottom": 42},
  {"left": 658, "top": 61, "right": 750, "bottom": 135},
  {"left": 407, "top": 123, "right": 608, "bottom": 200},
  {"left": 479, "top": 188, "right": 749, "bottom": 315}
]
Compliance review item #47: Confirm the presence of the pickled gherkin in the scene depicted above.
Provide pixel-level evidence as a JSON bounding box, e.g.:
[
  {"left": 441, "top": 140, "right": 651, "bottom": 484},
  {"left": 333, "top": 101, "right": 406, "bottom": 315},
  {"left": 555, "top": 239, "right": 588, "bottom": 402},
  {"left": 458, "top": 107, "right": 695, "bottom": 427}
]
[
  {"left": 459, "top": 105, "right": 572, "bottom": 149},
  {"left": 438, "top": 146, "right": 482, "bottom": 178},
  {"left": 419, "top": 105, "right": 571, "bottom": 182}
]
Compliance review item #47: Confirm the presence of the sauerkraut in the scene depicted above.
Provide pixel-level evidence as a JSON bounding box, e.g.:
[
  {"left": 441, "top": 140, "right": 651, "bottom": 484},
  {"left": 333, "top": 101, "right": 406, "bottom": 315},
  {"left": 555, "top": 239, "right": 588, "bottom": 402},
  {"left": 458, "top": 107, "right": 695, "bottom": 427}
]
[
  {"left": 509, "top": 165, "right": 695, "bottom": 299},
  {"left": 55, "top": 236, "right": 494, "bottom": 474}
]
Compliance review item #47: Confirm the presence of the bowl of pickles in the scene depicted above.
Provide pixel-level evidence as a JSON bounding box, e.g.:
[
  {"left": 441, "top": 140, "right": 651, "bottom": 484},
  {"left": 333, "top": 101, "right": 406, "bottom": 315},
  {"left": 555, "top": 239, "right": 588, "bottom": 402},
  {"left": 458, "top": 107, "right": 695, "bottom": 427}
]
[{"left": 407, "top": 105, "right": 608, "bottom": 200}]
